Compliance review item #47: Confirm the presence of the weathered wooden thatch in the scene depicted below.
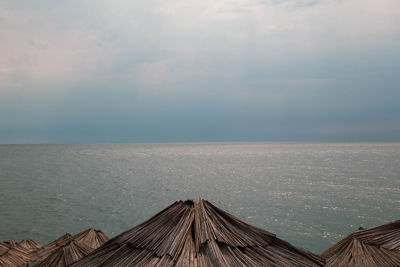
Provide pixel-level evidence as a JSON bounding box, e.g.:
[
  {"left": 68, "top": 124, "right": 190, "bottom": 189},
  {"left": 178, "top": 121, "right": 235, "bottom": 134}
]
[
  {"left": 71, "top": 229, "right": 109, "bottom": 250},
  {"left": 18, "top": 239, "right": 42, "bottom": 252},
  {"left": 35, "top": 240, "right": 93, "bottom": 267},
  {"left": 0, "top": 241, "right": 32, "bottom": 267},
  {"left": 70, "top": 199, "right": 324, "bottom": 266},
  {"left": 4, "top": 240, "right": 19, "bottom": 247},
  {"left": 17, "top": 239, "right": 43, "bottom": 263},
  {"left": 321, "top": 220, "right": 400, "bottom": 266},
  {"left": 34, "top": 233, "right": 73, "bottom": 262},
  {"left": 0, "top": 243, "right": 8, "bottom": 256},
  {"left": 31, "top": 229, "right": 109, "bottom": 266}
]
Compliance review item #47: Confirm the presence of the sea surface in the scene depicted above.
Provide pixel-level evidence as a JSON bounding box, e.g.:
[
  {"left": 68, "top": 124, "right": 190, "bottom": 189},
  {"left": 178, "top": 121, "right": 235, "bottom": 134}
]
[{"left": 0, "top": 142, "right": 399, "bottom": 254}]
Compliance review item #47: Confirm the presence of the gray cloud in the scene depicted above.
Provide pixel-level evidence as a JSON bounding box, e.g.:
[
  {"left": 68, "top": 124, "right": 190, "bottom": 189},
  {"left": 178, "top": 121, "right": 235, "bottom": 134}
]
[{"left": 0, "top": 0, "right": 400, "bottom": 143}]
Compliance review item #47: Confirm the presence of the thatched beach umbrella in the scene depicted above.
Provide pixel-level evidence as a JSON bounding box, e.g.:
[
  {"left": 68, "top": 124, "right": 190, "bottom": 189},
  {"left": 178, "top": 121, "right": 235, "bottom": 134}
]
[
  {"left": 71, "top": 199, "right": 324, "bottom": 266},
  {"left": 34, "top": 233, "right": 73, "bottom": 262},
  {"left": 71, "top": 228, "right": 109, "bottom": 250},
  {"left": 33, "top": 229, "right": 109, "bottom": 266},
  {"left": 17, "top": 239, "right": 42, "bottom": 263},
  {"left": 35, "top": 240, "right": 93, "bottom": 267},
  {"left": 0, "top": 241, "right": 32, "bottom": 267},
  {"left": 18, "top": 239, "right": 42, "bottom": 252},
  {"left": 0, "top": 242, "right": 8, "bottom": 256},
  {"left": 4, "top": 240, "right": 19, "bottom": 247},
  {"left": 321, "top": 220, "right": 400, "bottom": 266}
]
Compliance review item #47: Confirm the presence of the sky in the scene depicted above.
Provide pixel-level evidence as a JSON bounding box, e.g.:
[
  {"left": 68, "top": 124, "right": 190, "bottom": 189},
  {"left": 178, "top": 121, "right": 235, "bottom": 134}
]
[{"left": 1, "top": 0, "right": 400, "bottom": 143}]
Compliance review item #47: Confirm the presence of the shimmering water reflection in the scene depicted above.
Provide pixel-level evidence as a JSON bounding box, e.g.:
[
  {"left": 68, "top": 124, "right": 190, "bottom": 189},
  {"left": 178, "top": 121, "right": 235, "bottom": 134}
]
[{"left": 0, "top": 142, "right": 399, "bottom": 253}]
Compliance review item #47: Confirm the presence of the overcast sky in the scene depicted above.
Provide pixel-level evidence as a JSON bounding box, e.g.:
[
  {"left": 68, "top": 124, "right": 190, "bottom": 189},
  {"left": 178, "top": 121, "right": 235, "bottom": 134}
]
[{"left": 1, "top": 0, "right": 399, "bottom": 143}]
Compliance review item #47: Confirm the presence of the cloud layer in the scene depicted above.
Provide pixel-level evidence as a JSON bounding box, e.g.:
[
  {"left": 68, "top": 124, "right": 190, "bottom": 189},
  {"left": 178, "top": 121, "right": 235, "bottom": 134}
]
[{"left": 1, "top": 0, "right": 400, "bottom": 143}]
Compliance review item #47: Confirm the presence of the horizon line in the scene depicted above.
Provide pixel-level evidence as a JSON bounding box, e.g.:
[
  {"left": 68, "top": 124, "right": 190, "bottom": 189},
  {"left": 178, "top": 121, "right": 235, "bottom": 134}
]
[{"left": 1, "top": 140, "right": 400, "bottom": 145}]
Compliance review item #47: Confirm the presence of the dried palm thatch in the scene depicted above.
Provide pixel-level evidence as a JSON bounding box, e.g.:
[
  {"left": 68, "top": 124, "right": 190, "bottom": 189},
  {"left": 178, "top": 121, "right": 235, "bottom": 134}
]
[
  {"left": 321, "top": 220, "right": 400, "bottom": 267},
  {"left": 32, "top": 229, "right": 109, "bottom": 266},
  {"left": 34, "top": 233, "right": 73, "bottom": 262},
  {"left": 0, "top": 243, "right": 8, "bottom": 256},
  {"left": 71, "top": 229, "right": 109, "bottom": 250},
  {"left": 17, "top": 239, "right": 43, "bottom": 263},
  {"left": 35, "top": 240, "right": 93, "bottom": 267},
  {"left": 4, "top": 240, "right": 19, "bottom": 247},
  {"left": 0, "top": 241, "right": 32, "bottom": 267},
  {"left": 71, "top": 199, "right": 324, "bottom": 267},
  {"left": 18, "top": 239, "right": 42, "bottom": 252}
]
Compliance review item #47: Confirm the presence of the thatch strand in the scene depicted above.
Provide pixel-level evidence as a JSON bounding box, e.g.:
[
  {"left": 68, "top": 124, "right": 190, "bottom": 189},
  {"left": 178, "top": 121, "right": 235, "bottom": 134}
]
[
  {"left": 321, "top": 220, "right": 400, "bottom": 267},
  {"left": 70, "top": 199, "right": 325, "bottom": 266}
]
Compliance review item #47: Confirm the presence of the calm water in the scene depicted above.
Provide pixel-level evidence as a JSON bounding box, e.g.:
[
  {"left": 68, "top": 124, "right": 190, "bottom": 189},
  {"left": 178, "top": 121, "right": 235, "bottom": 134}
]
[{"left": 0, "top": 142, "right": 399, "bottom": 254}]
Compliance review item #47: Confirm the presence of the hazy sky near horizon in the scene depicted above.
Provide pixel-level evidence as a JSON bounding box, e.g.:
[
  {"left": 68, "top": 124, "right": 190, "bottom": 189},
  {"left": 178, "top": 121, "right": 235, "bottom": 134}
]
[{"left": 1, "top": 0, "right": 400, "bottom": 143}]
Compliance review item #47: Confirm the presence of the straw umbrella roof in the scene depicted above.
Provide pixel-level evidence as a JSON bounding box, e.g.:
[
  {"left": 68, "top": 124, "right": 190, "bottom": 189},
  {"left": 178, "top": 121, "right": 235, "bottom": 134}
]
[
  {"left": 321, "top": 220, "right": 400, "bottom": 266},
  {"left": 4, "top": 240, "right": 19, "bottom": 247},
  {"left": 71, "top": 199, "right": 324, "bottom": 266},
  {"left": 18, "top": 239, "right": 42, "bottom": 252},
  {"left": 71, "top": 228, "right": 109, "bottom": 250},
  {"left": 36, "top": 240, "right": 93, "bottom": 267},
  {"left": 0, "top": 242, "right": 8, "bottom": 256},
  {"left": 35, "top": 233, "right": 73, "bottom": 262},
  {"left": 0, "top": 241, "right": 32, "bottom": 267},
  {"left": 32, "top": 229, "right": 109, "bottom": 266},
  {"left": 17, "top": 239, "right": 42, "bottom": 263}
]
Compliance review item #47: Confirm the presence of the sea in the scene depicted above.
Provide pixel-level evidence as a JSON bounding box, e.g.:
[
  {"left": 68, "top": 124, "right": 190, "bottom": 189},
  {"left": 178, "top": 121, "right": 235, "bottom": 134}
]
[{"left": 0, "top": 142, "right": 399, "bottom": 254}]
